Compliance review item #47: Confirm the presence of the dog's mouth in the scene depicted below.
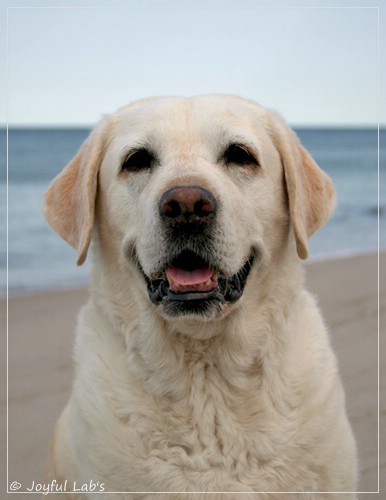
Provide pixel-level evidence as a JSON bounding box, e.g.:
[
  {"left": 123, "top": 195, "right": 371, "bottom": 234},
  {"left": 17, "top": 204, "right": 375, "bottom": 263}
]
[
  {"left": 141, "top": 249, "right": 254, "bottom": 317},
  {"left": 166, "top": 252, "right": 218, "bottom": 295}
]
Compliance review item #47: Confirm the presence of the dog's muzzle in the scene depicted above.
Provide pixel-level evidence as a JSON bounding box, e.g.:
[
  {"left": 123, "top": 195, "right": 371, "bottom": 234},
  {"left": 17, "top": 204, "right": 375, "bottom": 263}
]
[{"left": 137, "top": 185, "right": 255, "bottom": 318}]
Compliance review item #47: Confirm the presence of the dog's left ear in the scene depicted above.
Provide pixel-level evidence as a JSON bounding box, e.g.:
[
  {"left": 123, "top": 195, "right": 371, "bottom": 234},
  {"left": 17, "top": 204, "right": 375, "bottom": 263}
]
[
  {"left": 268, "top": 112, "right": 336, "bottom": 260},
  {"left": 44, "top": 123, "right": 108, "bottom": 266}
]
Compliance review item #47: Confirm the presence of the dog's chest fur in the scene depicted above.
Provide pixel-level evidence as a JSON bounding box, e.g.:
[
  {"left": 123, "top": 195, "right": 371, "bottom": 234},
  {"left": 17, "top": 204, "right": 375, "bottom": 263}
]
[{"left": 72, "top": 298, "right": 324, "bottom": 495}]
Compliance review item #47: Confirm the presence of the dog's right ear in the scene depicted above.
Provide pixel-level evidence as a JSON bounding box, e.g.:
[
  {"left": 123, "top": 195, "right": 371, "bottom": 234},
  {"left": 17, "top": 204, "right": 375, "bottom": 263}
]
[{"left": 44, "top": 123, "right": 108, "bottom": 266}]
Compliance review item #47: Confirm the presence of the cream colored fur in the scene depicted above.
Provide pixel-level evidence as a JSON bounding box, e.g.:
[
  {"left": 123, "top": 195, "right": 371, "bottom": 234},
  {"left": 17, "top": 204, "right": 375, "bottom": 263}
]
[{"left": 43, "top": 96, "right": 357, "bottom": 499}]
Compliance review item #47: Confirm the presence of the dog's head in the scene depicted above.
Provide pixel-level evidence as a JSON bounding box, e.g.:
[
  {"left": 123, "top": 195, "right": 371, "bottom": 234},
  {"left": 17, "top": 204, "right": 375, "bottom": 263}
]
[{"left": 44, "top": 96, "right": 335, "bottom": 321}]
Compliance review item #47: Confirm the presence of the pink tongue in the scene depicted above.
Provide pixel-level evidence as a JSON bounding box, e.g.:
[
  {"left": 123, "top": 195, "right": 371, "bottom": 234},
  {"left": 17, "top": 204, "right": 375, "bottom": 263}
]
[{"left": 167, "top": 266, "right": 213, "bottom": 286}]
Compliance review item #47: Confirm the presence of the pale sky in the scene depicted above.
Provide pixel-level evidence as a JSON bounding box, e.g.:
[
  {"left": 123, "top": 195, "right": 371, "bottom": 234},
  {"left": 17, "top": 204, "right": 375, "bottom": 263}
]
[{"left": 1, "top": 0, "right": 385, "bottom": 126}]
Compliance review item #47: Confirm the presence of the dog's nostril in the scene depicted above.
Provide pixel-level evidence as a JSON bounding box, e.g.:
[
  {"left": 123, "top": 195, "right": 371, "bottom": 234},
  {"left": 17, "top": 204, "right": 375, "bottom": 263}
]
[
  {"left": 159, "top": 186, "right": 216, "bottom": 222},
  {"left": 163, "top": 199, "right": 181, "bottom": 218},
  {"left": 194, "top": 199, "right": 213, "bottom": 218}
]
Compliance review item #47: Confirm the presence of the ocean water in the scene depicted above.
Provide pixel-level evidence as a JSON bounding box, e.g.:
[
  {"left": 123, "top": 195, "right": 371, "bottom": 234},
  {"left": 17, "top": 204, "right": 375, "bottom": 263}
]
[{"left": 1, "top": 128, "right": 384, "bottom": 296}]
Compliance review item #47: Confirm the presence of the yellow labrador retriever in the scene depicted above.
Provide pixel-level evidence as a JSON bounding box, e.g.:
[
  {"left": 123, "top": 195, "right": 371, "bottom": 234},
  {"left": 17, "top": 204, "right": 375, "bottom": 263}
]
[{"left": 44, "top": 96, "right": 357, "bottom": 499}]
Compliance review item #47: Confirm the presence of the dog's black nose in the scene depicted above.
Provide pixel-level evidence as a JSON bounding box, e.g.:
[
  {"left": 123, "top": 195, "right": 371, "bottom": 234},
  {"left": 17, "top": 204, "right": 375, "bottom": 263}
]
[{"left": 159, "top": 185, "right": 216, "bottom": 226}]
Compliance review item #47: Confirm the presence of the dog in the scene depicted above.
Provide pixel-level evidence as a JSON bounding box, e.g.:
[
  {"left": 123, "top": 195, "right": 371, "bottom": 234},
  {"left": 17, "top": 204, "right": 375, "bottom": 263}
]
[{"left": 44, "top": 95, "right": 357, "bottom": 499}]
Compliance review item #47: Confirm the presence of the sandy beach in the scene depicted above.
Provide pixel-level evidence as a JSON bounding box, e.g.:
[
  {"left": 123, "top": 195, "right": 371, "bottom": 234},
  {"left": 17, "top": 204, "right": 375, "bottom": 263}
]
[{"left": 1, "top": 250, "right": 384, "bottom": 498}]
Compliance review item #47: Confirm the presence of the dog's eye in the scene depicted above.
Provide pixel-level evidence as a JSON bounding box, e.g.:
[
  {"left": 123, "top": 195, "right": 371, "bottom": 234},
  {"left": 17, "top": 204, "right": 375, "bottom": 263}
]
[
  {"left": 121, "top": 148, "right": 155, "bottom": 172},
  {"left": 223, "top": 144, "right": 259, "bottom": 168}
]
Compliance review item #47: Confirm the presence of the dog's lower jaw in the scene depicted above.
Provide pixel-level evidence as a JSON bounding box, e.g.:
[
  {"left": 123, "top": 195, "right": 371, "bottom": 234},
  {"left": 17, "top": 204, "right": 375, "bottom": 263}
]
[{"left": 162, "top": 305, "right": 237, "bottom": 340}]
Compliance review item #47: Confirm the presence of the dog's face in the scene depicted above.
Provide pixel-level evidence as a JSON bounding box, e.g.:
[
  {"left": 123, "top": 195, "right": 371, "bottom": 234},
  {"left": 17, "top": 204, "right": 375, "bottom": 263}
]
[
  {"left": 99, "top": 96, "right": 290, "bottom": 320},
  {"left": 44, "top": 96, "right": 335, "bottom": 321}
]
